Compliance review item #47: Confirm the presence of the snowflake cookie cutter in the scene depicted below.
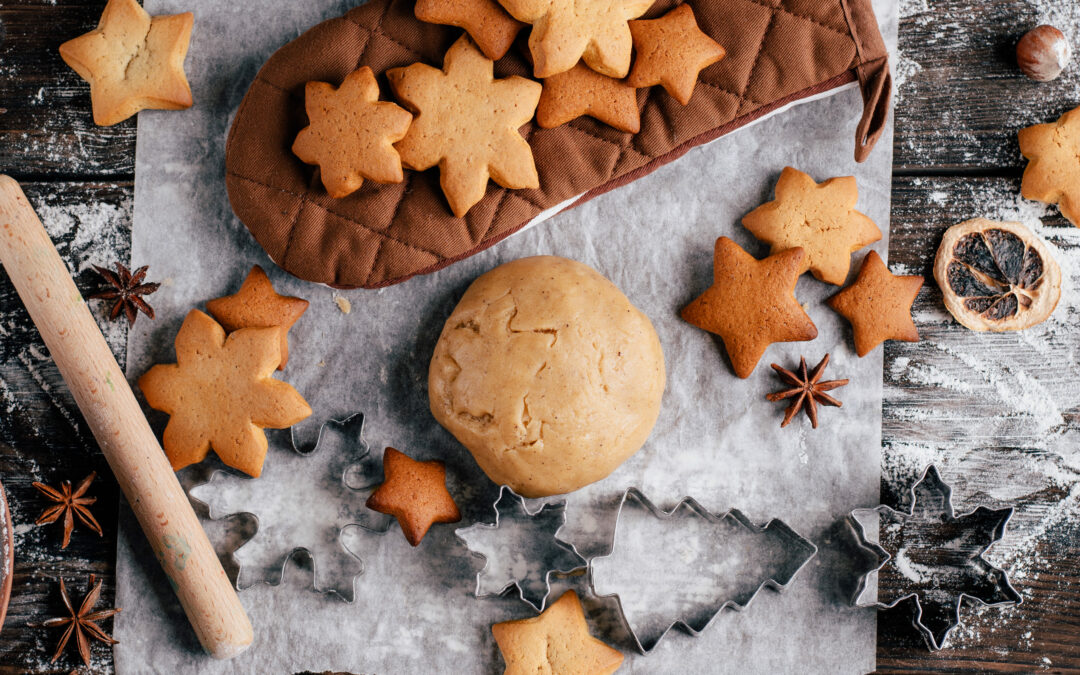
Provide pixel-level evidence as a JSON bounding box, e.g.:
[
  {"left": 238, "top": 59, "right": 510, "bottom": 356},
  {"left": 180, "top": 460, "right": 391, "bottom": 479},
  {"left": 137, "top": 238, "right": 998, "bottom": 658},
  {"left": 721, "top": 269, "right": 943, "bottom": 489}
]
[
  {"left": 190, "top": 412, "right": 390, "bottom": 602},
  {"left": 589, "top": 487, "right": 818, "bottom": 654},
  {"left": 847, "top": 465, "right": 1021, "bottom": 650},
  {"left": 455, "top": 485, "right": 587, "bottom": 612}
]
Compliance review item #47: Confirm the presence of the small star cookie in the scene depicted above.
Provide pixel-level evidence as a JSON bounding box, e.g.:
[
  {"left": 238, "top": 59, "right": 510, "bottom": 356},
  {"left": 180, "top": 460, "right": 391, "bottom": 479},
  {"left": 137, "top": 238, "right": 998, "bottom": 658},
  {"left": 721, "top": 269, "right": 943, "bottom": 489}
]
[
  {"left": 365, "top": 448, "right": 461, "bottom": 546},
  {"left": 827, "top": 250, "right": 923, "bottom": 357},
  {"left": 537, "top": 62, "right": 640, "bottom": 133},
  {"left": 205, "top": 265, "right": 309, "bottom": 370},
  {"left": 492, "top": 590, "right": 623, "bottom": 675},
  {"left": 497, "top": 0, "right": 654, "bottom": 78},
  {"left": 681, "top": 237, "right": 818, "bottom": 379},
  {"left": 58, "top": 0, "right": 193, "bottom": 126},
  {"left": 291, "top": 67, "right": 412, "bottom": 199},
  {"left": 415, "top": 0, "right": 525, "bottom": 61},
  {"left": 388, "top": 36, "right": 542, "bottom": 217},
  {"left": 139, "top": 310, "right": 312, "bottom": 477},
  {"left": 1019, "top": 105, "right": 1080, "bottom": 226},
  {"left": 626, "top": 5, "right": 726, "bottom": 105},
  {"left": 742, "top": 167, "right": 882, "bottom": 286}
]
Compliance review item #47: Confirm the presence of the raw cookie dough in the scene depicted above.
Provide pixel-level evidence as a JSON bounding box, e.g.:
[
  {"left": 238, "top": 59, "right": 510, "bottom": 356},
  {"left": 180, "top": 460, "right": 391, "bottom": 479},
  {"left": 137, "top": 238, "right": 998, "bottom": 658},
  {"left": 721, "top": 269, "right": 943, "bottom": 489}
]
[{"left": 428, "top": 256, "right": 665, "bottom": 498}]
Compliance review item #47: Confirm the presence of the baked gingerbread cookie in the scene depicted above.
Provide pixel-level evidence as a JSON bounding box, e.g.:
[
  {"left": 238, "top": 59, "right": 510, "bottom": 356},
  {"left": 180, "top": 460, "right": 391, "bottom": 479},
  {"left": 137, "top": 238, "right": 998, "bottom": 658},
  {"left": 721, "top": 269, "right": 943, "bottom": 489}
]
[
  {"left": 492, "top": 590, "right": 623, "bottom": 675},
  {"left": 742, "top": 167, "right": 882, "bottom": 285},
  {"left": 415, "top": 0, "right": 525, "bottom": 61},
  {"left": 365, "top": 448, "right": 461, "bottom": 546},
  {"left": 537, "top": 62, "right": 640, "bottom": 133},
  {"left": 388, "top": 36, "right": 542, "bottom": 217},
  {"left": 498, "top": 0, "right": 654, "bottom": 78},
  {"left": 681, "top": 237, "right": 818, "bottom": 379},
  {"left": 627, "top": 5, "right": 726, "bottom": 105},
  {"left": 292, "top": 67, "right": 412, "bottom": 199},
  {"left": 1019, "top": 105, "right": 1080, "bottom": 226},
  {"left": 827, "top": 250, "right": 923, "bottom": 356},
  {"left": 138, "top": 310, "right": 312, "bottom": 477},
  {"left": 206, "top": 265, "right": 309, "bottom": 370},
  {"left": 59, "top": 0, "right": 193, "bottom": 126}
]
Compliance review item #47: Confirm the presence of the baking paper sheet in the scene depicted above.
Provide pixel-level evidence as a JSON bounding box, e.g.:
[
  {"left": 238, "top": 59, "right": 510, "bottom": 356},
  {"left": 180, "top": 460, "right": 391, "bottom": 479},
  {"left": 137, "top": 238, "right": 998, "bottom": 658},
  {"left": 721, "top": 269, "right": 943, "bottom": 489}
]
[{"left": 115, "top": 1, "right": 898, "bottom": 671}]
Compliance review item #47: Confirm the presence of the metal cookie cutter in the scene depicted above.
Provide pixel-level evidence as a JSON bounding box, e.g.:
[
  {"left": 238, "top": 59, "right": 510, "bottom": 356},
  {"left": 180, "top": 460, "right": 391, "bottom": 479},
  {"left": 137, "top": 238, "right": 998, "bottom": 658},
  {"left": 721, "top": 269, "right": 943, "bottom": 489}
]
[
  {"left": 455, "top": 485, "right": 587, "bottom": 612},
  {"left": 848, "top": 465, "right": 1021, "bottom": 650},
  {"left": 590, "top": 487, "right": 818, "bottom": 653},
  {"left": 190, "top": 413, "right": 390, "bottom": 602}
]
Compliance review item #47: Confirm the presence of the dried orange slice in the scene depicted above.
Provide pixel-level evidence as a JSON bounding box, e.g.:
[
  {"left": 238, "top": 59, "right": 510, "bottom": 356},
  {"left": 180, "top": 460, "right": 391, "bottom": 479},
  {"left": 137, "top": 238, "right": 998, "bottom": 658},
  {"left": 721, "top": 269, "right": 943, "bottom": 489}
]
[{"left": 933, "top": 218, "right": 1061, "bottom": 331}]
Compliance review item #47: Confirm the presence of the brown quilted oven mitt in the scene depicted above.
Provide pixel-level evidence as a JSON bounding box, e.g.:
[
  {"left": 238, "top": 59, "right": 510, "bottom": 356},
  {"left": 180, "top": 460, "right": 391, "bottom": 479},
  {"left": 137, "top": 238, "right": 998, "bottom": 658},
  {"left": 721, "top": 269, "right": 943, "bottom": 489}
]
[{"left": 226, "top": 0, "right": 891, "bottom": 289}]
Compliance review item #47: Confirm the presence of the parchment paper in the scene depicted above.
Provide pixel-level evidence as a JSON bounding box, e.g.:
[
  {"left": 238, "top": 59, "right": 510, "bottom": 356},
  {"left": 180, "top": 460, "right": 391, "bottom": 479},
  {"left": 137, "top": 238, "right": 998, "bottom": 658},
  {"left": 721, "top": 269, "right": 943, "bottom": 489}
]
[{"left": 116, "top": 1, "right": 898, "bottom": 672}]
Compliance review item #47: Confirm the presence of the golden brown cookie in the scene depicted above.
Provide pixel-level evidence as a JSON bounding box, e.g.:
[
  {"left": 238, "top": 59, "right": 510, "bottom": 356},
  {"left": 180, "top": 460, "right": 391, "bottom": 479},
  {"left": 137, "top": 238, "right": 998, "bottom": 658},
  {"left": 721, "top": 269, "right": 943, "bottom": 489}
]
[
  {"left": 742, "top": 167, "right": 882, "bottom": 286},
  {"left": 138, "top": 310, "right": 312, "bottom": 477},
  {"left": 1019, "top": 105, "right": 1080, "bottom": 226},
  {"left": 205, "top": 265, "right": 309, "bottom": 370},
  {"left": 291, "top": 67, "right": 412, "bottom": 199},
  {"left": 681, "top": 237, "right": 817, "bottom": 379},
  {"left": 492, "top": 590, "right": 623, "bottom": 675},
  {"left": 365, "top": 448, "right": 461, "bottom": 546},
  {"left": 415, "top": 0, "right": 525, "bottom": 61},
  {"left": 537, "top": 62, "right": 640, "bottom": 133},
  {"left": 387, "top": 36, "right": 542, "bottom": 217},
  {"left": 827, "top": 250, "right": 923, "bottom": 356},
  {"left": 498, "top": 0, "right": 654, "bottom": 78},
  {"left": 58, "top": 0, "right": 193, "bottom": 126},
  {"left": 626, "top": 4, "right": 726, "bottom": 105}
]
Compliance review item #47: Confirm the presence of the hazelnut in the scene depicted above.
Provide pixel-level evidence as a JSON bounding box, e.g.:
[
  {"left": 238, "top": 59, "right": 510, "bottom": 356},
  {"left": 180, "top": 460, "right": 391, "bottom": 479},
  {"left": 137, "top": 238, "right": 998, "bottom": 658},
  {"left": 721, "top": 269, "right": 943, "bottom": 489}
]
[{"left": 1017, "top": 25, "right": 1071, "bottom": 82}]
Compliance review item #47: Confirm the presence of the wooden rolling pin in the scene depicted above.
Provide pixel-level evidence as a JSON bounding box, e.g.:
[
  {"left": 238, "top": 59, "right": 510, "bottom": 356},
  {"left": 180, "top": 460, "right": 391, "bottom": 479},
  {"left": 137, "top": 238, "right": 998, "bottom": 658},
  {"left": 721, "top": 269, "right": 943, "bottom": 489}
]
[{"left": 0, "top": 176, "right": 253, "bottom": 659}]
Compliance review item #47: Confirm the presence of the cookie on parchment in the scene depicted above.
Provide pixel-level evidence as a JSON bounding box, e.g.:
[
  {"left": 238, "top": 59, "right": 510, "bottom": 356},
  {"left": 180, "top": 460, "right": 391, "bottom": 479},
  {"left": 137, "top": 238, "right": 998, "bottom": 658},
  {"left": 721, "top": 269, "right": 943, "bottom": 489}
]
[
  {"left": 387, "top": 36, "right": 542, "bottom": 217},
  {"left": 1019, "top": 105, "right": 1080, "bottom": 226},
  {"left": 291, "top": 67, "right": 412, "bottom": 199},
  {"left": 138, "top": 310, "right": 312, "bottom": 477},
  {"left": 537, "top": 62, "right": 640, "bottom": 133},
  {"left": 827, "top": 250, "right": 922, "bottom": 357},
  {"left": 365, "top": 448, "right": 461, "bottom": 546},
  {"left": 742, "top": 167, "right": 882, "bottom": 286},
  {"left": 415, "top": 0, "right": 525, "bottom": 61},
  {"left": 58, "top": 0, "right": 193, "bottom": 126},
  {"left": 681, "top": 237, "right": 818, "bottom": 379},
  {"left": 627, "top": 4, "right": 726, "bottom": 105}
]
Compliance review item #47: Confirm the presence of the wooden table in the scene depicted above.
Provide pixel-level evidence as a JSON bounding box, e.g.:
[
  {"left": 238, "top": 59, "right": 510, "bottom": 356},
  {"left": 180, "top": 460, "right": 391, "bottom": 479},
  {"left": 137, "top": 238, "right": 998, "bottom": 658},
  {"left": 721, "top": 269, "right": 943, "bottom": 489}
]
[{"left": 1, "top": 0, "right": 1078, "bottom": 672}]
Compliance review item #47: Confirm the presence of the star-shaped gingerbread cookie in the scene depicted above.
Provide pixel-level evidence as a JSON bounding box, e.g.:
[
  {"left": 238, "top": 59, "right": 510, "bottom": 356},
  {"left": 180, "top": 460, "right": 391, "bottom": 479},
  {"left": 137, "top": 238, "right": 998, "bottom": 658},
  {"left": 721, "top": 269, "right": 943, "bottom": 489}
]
[
  {"left": 205, "top": 265, "right": 309, "bottom": 370},
  {"left": 138, "top": 310, "right": 312, "bottom": 477},
  {"left": 742, "top": 167, "right": 882, "bottom": 286},
  {"left": 498, "top": 0, "right": 654, "bottom": 78},
  {"left": 537, "top": 62, "right": 640, "bottom": 132},
  {"left": 492, "top": 590, "right": 623, "bottom": 675},
  {"left": 415, "top": 0, "right": 525, "bottom": 60},
  {"left": 827, "top": 250, "right": 923, "bottom": 357},
  {"left": 291, "top": 67, "right": 412, "bottom": 199},
  {"left": 58, "top": 0, "right": 193, "bottom": 126},
  {"left": 365, "top": 448, "right": 461, "bottom": 546},
  {"left": 1019, "top": 105, "right": 1080, "bottom": 227},
  {"left": 681, "top": 237, "right": 818, "bottom": 379},
  {"left": 388, "top": 36, "right": 542, "bottom": 218},
  {"left": 626, "top": 5, "right": 726, "bottom": 105}
]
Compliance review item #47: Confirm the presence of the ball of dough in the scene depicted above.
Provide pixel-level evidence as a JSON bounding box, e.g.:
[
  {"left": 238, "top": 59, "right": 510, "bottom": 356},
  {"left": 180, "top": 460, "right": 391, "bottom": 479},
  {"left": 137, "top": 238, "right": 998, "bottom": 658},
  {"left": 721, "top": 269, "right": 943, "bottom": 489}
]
[{"left": 428, "top": 256, "right": 665, "bottom": 498}]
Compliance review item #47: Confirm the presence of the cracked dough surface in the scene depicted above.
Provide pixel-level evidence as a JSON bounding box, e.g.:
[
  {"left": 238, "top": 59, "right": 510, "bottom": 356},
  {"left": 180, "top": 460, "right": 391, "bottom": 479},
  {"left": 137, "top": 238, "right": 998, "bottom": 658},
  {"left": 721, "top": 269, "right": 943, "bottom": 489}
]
[{"left": 429, "top": 256, "right": 665, "bottom": 497}]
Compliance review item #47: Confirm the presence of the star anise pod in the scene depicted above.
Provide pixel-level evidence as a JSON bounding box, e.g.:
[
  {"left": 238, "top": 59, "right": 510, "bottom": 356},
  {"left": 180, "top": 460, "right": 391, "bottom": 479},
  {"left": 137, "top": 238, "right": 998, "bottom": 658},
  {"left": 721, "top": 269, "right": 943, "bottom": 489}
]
[
  {"left": 40, "top": 574, "right": 121, "bottom": 667},
  {"left": 89, "top": 262, "right": 160, "bottom": 325},
  {"left": 33, "top": 472, "right": 103, "bottom": 549},
  {"left": 766, "top": 354, "right": 849, "bottom": 429}
]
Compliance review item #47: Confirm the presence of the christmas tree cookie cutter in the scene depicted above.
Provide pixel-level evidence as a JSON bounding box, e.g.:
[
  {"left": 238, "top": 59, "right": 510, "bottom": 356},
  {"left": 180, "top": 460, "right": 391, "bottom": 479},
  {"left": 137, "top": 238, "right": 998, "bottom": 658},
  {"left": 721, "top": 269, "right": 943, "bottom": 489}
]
[
  {"left": 190, "top": 412, "right": 391, "bottom": 602},
  {"left": 847, "top": 465, "right": 1021, "bottom": 650},
  {"left": 589, "top": 487, "right": 818, "bottom": 653},
  {"left": 455, "top": 485, "right": 587, "bottom": 612}
]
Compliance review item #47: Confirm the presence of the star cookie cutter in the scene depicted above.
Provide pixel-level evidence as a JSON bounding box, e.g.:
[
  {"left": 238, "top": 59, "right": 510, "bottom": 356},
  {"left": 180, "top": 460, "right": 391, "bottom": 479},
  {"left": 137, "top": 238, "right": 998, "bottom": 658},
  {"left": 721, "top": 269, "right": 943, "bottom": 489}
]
[
  {"left": 848, "top": 465, "right": 1021, "bottom": 650},
  {"left": 190, "top": 412, "right": 390, "bottom": 602},
  {"left": 589, "top": 487, "right": 818, "bottom": 653},
  {"left": 455, "top": 485, "right": 587, "bottom": 612}
]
